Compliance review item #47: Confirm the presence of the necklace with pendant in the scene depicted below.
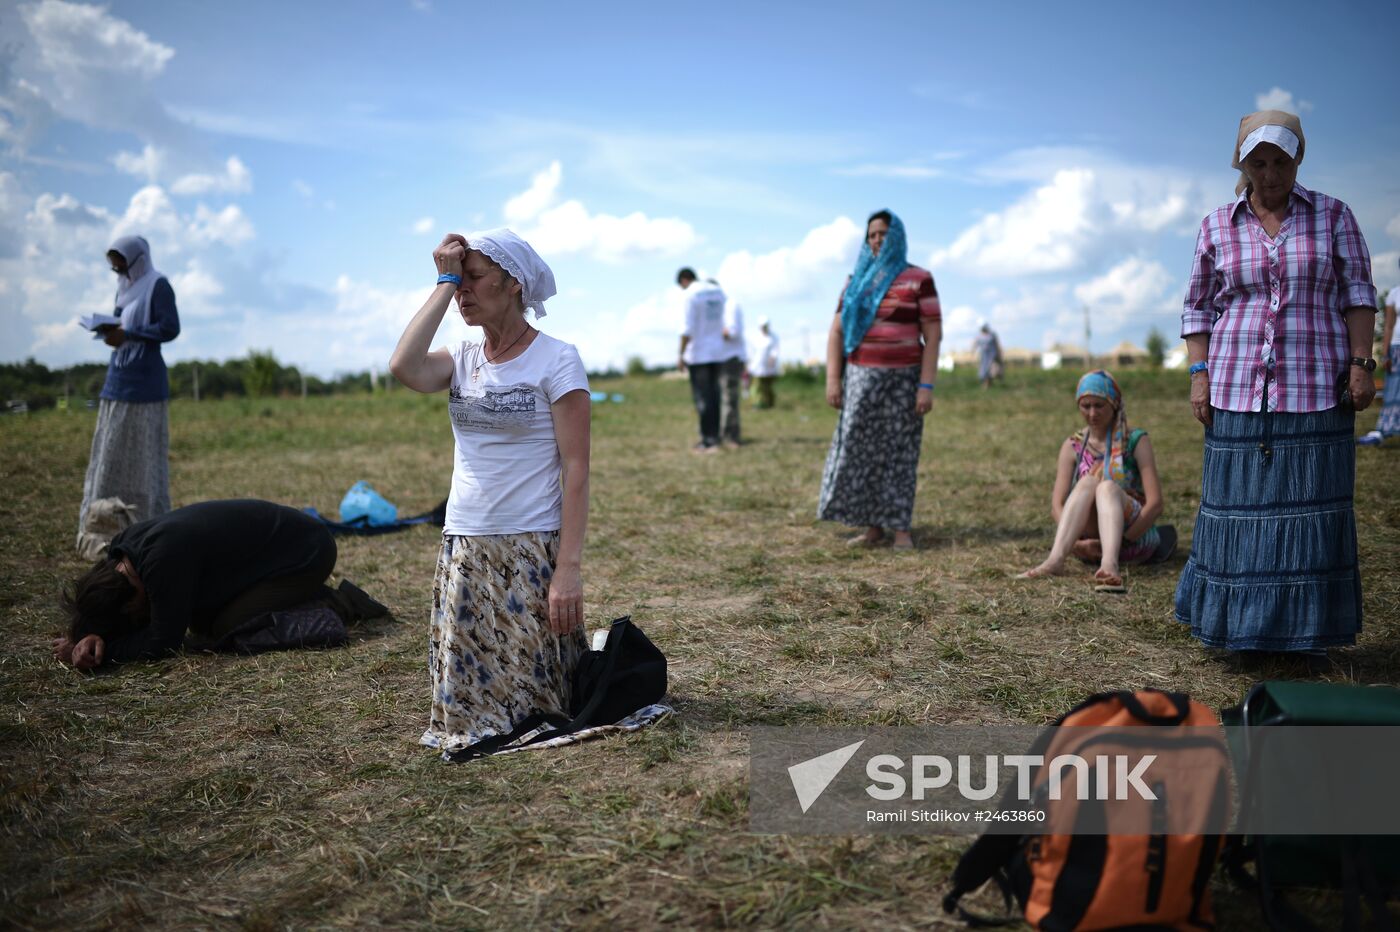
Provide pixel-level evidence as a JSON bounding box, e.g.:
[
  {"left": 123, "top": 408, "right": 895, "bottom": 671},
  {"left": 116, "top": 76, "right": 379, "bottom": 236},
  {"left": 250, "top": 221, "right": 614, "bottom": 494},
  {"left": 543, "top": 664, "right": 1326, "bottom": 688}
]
[{"left": 473, "top": 324, "right": 532, "bottom": 381}]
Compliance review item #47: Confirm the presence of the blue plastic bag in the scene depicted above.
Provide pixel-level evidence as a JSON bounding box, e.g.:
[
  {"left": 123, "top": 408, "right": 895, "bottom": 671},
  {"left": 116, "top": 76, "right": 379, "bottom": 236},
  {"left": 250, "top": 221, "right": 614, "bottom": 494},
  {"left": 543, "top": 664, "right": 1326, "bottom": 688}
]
[{"left": 339, "top": 481, "right": 398, "bottom": 527}]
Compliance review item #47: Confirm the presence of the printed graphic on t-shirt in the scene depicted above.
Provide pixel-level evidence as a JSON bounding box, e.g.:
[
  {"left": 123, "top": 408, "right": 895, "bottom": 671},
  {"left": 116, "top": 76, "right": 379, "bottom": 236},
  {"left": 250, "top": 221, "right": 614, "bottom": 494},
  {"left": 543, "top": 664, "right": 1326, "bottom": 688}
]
[{"left": 449, "top": 383, "right": 538, "bottom": 431}]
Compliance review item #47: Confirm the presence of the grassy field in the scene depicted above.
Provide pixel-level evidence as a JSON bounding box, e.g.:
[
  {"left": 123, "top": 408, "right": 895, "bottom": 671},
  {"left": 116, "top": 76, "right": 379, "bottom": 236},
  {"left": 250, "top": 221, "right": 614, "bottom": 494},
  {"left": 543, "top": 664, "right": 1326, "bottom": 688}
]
[{"left": 2, "top": 368, "right": 1397, "bottom": 930}]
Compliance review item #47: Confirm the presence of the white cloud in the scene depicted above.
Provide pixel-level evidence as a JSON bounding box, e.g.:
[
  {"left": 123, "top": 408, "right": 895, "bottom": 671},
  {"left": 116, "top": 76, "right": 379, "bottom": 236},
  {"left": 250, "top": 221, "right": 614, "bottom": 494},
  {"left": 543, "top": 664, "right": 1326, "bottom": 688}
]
[
  {"left": 931, "top": 169, "right": 1101, "bottom": 275},
  {"left": 189, "top": 203, "right": 254, "bottom": 246},
  {"left": 714, "top": 216, "right": 862, "bottom": 303},
  {"left": 503, "top": 162, "right": 698, "bottom": 263},
  {"left": 504, "top": 161, "right": 562, "bottom": 225},
  {"left": 168, "top": 260, "right": 223, "bottom": 317},
  {"left": 941, "top": 304, "right": 984, "bottom": 351},
  {"left": 929, "top": 152, "right": 1211, "bottom": 278},
  {"left": 556, "top": 287, "right": 687, "bottom": 374},
  {"left": 412, "top": 216, "right": 435, "bottom": 235},
  {"left": 170, "top": 156, "right": 252, "bottom": 196},
  {"left": 10, "top": 0, "right": 184, "bottom": 144},
  {"left": 292, "top": 179, "right": 314, "bottom": 199},
  {"left": 22, "top": 0, "right": 175, "bottom": 79},
  {"left": 1072, "top": 257, "right": 1177, "bottom": 327},
  {"left": 833, "top": 164, "right": 945, "bottom": 180},
  {"left": 1386, "top": 213, "right": 1400, "bottom": 240},
  {"left": 112, "top": 184, "right": 183, "bottom": 245},
  {"left": 112, "top": 144, "right": 165, "bottom": 182},
  {"left": 1255, "top": 86, "right": 1313, "bottom": 114}
]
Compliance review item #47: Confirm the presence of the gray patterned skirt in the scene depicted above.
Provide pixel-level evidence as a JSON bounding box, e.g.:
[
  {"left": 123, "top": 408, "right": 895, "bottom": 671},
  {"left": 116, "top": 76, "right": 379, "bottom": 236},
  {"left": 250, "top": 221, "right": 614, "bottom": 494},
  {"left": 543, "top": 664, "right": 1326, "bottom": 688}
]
[
  {"left": 817, "top": 363, "right": 923, "bottom": 531},
  {"left": 78, "top": 398, "right": 170, "bottom": 540},
  {"left": 420, "top": 531, "right": 588, "bottom": 758}
]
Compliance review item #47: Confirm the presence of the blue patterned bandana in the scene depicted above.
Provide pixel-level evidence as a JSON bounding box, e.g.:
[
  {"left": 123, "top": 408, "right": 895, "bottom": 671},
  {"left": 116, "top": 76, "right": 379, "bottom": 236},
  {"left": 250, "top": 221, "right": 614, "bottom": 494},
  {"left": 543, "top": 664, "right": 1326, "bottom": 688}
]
[{"left": 841, "top": 211, "right": 909, "bottom": 356}]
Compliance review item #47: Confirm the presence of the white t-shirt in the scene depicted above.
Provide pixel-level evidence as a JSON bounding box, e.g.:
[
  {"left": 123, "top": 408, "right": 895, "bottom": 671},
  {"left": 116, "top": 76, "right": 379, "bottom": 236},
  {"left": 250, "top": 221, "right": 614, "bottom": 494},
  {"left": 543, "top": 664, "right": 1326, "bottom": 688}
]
[
  {"left": 751, "top": 330, "right": 780, "bottom": 377},
  {"left": 682, "top": 282, "right": 730, "bottom": 364},
  {"left": 1388, "top": 286, "right": 1400, "bottom": 347},
  {"left": 443, "top": 332, "right": 589, "bottom": 536},
  {"left": 720, "top": 296, "right": 746, "bottom": 362}
]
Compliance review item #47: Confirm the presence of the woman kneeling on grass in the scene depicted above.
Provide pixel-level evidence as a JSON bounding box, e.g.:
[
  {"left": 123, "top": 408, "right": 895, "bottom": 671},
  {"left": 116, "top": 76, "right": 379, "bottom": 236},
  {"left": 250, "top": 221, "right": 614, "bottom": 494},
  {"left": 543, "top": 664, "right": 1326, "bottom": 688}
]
[
  {"left": 1019, "top": 371, "right": 1171, "bottom": 592},
  {"left": 53, "top": 499, "right": 386, "bottom": 669},
  {"left": 389, "top": 229, "right": 592, "bottom": 760}
]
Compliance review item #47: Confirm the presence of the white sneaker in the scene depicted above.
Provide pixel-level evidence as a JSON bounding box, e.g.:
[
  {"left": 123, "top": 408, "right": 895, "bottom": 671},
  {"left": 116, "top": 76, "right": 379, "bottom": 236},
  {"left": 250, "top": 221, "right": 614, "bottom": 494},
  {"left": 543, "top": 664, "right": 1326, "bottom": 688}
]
[{"left": 1357, "top": 430, "right": 1384, "bottom": 446}]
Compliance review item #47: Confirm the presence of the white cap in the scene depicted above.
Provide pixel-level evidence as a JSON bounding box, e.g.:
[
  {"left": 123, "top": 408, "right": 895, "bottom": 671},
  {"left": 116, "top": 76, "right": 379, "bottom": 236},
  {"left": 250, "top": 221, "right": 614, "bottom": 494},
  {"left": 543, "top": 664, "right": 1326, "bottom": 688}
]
[{"left": 1239, "top": 124, "right": 1300, "bottom": 162}]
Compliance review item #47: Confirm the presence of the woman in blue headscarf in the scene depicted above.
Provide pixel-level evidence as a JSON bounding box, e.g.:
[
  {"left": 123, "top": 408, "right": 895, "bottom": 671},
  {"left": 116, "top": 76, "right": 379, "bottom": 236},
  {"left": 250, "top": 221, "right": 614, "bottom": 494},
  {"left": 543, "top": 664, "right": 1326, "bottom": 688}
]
[
  {"left": 77, "top": 234, "right": 180, "bottom": 556},
  {"left": 818, "top": 210, "right": 942, "bottom": 551},
  {"left": 1018, "top": 371, "right": 1168, "bottom": 592}
]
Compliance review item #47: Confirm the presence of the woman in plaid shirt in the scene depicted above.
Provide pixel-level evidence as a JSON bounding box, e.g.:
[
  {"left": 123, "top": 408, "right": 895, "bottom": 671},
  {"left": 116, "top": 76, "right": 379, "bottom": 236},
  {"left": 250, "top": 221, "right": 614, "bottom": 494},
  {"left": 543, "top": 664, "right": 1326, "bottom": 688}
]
[{"left": 1174, "top": 110, "right": 1378, "bottom": 664}]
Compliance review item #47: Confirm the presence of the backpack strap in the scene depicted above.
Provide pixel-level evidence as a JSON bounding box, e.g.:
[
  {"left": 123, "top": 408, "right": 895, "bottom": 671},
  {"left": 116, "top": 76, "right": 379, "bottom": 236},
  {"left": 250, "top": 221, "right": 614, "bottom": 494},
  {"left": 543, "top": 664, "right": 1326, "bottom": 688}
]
[
  {"left": 1117, "top": 689, "right": 1191, "bottom": 725},
  {"left": 942, "top": 839, "right": 1022, "bottom": 927}
]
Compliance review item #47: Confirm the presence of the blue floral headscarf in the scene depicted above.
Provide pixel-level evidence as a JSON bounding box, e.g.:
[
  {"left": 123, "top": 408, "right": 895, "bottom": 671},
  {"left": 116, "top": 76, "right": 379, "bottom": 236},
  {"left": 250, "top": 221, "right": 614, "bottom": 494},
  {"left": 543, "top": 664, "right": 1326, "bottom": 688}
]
[
  {"left": 1075, "top": 370, "right": 1131, "bottom": 489},
  {"left": 841, "top": 210, "right": 909, "bottom": 355}
]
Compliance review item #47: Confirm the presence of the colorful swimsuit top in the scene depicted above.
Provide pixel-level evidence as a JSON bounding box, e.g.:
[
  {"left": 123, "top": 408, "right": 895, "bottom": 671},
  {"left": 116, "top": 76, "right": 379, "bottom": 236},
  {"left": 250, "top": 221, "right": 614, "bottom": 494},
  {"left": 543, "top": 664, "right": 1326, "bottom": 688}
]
[{"left": 1070, "top": 427, "right": 1148, "bottom": 503}]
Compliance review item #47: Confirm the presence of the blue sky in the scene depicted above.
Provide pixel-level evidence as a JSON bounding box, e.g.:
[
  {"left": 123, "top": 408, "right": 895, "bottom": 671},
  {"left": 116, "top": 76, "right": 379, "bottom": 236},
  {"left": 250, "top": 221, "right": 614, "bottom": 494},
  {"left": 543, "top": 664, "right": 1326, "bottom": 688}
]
[{"left": 3, "top": 0, "right": 1398, "bottom": 377}]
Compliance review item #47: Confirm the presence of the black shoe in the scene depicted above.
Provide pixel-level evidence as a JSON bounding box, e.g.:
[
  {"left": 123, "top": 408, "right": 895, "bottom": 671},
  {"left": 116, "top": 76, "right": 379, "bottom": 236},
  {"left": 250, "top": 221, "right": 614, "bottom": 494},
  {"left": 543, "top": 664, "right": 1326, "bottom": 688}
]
[{"left": 328, "top": 579, "right": 390, "bottom": 622}]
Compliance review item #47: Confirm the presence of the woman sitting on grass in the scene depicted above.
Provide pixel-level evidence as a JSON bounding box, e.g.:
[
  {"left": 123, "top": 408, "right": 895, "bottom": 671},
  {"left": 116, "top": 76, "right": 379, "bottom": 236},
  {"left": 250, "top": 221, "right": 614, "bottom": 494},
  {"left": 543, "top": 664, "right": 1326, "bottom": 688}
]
[{"left": 1019, "top": 371, "right": 1170, "bottom": 592}]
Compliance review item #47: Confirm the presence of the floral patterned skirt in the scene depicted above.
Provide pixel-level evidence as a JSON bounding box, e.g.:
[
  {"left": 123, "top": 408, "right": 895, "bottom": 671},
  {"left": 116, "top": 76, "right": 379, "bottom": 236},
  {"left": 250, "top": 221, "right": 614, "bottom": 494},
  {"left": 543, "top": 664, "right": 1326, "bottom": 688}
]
[
  {"left": 817, "top": 363, "right": 923, "bottom": 531},
  {"left": 420, "top": 531, "right": 587, "bottom": 757}
]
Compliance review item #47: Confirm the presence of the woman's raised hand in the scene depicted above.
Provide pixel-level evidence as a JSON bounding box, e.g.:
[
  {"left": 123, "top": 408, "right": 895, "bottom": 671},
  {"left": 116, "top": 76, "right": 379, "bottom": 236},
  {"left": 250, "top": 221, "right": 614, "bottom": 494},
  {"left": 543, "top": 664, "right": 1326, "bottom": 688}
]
[{"left": 434, "top": 234, "right": 468, "bottom": 278}]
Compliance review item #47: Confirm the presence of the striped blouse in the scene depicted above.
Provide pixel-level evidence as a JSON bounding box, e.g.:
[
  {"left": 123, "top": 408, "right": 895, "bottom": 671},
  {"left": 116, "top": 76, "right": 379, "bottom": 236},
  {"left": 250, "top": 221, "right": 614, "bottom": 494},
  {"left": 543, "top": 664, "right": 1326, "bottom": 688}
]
[{"left": 838, "top": 266, "right": 941, "bottom": 368}]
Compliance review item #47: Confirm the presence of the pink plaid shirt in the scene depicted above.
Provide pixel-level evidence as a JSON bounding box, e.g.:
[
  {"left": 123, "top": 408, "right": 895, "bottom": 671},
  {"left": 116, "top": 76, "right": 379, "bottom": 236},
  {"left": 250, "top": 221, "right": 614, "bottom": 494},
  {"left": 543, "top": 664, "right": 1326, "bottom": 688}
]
[{"left": 1181, "top": 183, "right": 1376, "bottom": 413}]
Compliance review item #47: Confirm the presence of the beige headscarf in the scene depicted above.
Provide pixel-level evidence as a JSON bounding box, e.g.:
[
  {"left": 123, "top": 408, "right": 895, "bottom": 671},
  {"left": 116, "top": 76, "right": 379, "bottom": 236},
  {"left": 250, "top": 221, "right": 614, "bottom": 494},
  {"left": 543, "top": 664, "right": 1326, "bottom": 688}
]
[{"left": 1233, "top": 110, "right": 1305, "bottom": 195}]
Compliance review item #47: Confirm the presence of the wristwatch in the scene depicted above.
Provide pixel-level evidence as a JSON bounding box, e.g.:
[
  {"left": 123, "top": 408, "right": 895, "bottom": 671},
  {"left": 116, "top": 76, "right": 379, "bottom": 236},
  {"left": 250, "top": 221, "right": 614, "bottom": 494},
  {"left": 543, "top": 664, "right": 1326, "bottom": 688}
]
[{"left": 1349, "top": 356, "right": 1377, "bottom": 372}]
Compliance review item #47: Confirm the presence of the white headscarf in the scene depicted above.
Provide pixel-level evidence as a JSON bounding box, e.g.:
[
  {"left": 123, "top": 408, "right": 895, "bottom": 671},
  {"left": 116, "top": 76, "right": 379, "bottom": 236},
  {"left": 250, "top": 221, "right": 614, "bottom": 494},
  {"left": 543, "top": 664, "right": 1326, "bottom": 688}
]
[
  {"left": 109, "top": 235, "right": 162, "bottom": 328},
  {"left": 467, "top": 227, "right": 556, "bottom": 319}
]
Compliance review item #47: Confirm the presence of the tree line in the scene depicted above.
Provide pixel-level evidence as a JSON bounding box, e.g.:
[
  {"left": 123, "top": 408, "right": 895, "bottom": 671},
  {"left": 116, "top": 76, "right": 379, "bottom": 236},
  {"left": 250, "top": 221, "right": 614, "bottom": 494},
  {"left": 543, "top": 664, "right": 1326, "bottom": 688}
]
[{"left": 0, "top": 351, "right": 398, "bottom": 410}]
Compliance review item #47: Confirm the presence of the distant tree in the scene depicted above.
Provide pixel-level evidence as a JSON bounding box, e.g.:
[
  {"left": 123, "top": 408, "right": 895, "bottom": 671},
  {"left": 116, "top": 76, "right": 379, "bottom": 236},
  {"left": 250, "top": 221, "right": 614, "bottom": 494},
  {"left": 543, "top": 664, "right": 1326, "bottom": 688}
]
[
  {"left": 625, "top": 355, "right": 648, "bottom": 377},
  {"left": 242, "top": 350, "right": 282, "bottom": 398},
  {"left": 1145, "top": 327, "right": 1167, "bottom": 368}
]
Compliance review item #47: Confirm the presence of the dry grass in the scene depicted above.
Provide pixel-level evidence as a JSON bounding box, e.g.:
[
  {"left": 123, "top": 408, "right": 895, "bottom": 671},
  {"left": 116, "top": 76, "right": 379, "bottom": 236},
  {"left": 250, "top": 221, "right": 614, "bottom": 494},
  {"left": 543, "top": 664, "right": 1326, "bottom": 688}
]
[{"left": 2, "top": 370, "right": 1396, "bottom": 929}]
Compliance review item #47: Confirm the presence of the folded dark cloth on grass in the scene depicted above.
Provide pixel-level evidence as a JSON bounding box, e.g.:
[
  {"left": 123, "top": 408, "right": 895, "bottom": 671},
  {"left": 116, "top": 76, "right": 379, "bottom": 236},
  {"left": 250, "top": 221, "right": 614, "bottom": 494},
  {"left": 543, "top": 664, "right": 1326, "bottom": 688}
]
[
  {"left": 303, "top": 499, "right": 447, "bottom": 536},
  {"left": 196, "top": 580, "right": 392, "bottom": 655}
]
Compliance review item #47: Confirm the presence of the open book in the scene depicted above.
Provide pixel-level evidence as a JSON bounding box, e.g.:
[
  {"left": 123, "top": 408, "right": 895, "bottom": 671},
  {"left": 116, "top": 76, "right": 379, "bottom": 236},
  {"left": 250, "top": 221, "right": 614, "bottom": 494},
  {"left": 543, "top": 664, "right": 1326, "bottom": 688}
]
[{"left": 79, "top": 313, "right": 121, "bottom": 337}]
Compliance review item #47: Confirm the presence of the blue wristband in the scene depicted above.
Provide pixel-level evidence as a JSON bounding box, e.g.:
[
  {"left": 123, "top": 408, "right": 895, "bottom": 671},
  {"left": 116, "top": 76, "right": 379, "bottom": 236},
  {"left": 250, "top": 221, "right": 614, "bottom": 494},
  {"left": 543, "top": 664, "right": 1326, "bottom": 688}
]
[
  {"left": 918, "top": 382, "right": 934, "bottom": 390},
  {"left": 437, "top": 273, "right": 462, "bottom": 286},
  {"left": 1188, "top": 361, "right": 1208, "bottom": 376}
]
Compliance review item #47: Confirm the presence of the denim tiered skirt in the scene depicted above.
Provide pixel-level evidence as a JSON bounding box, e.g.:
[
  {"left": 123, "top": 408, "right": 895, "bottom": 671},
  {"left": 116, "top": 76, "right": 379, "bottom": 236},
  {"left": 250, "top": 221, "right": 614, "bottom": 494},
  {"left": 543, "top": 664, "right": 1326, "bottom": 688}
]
[{"left": 1174, "top": 407, "right": 1362, "bottom": 651}]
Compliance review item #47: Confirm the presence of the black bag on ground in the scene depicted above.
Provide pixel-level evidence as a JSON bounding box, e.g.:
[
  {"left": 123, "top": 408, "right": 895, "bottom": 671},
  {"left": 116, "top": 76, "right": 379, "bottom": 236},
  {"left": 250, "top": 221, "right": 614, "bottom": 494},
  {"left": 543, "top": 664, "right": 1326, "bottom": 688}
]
[
  {"left": 219, "top": 603, "right": 348, "bottom": 654},
  {"left": 446, "top": 616, "right": 667, "bottom": 763},
  {"left": 1222, "top": 680, "right": 1400, "bottom": 932}
]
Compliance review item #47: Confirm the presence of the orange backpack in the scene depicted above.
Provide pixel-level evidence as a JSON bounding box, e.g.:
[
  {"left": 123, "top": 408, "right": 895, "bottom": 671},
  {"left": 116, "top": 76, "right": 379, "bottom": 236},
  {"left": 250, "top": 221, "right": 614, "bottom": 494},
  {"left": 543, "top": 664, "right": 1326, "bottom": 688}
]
[{"left": 943, "top": 690, "right": 1230, "bottom": 931}]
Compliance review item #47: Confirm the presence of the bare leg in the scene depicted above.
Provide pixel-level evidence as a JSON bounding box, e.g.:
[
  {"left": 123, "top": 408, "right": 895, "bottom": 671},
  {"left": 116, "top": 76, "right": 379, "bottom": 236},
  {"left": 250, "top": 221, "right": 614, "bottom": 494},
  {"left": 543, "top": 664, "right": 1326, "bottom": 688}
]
[
  {"left": 1021, "top": 480, "right": 1097, "bottom": 577},
  {"left": 1094, "top": 480, "right": 1127, "bottom": 585}
]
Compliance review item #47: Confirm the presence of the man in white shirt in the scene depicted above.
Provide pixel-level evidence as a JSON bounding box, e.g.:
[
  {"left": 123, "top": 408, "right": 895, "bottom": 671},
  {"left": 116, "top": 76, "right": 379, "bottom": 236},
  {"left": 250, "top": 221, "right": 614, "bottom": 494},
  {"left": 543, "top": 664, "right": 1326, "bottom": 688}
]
[
  {"left": 677, "top": 268, "right": 728, "bottom": 452},
  {"left": 715, "top": 281, "right": 746, "bottom": 447},
  {"left": 750, "top": 317, "right": 780, "bottom": 409}
]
